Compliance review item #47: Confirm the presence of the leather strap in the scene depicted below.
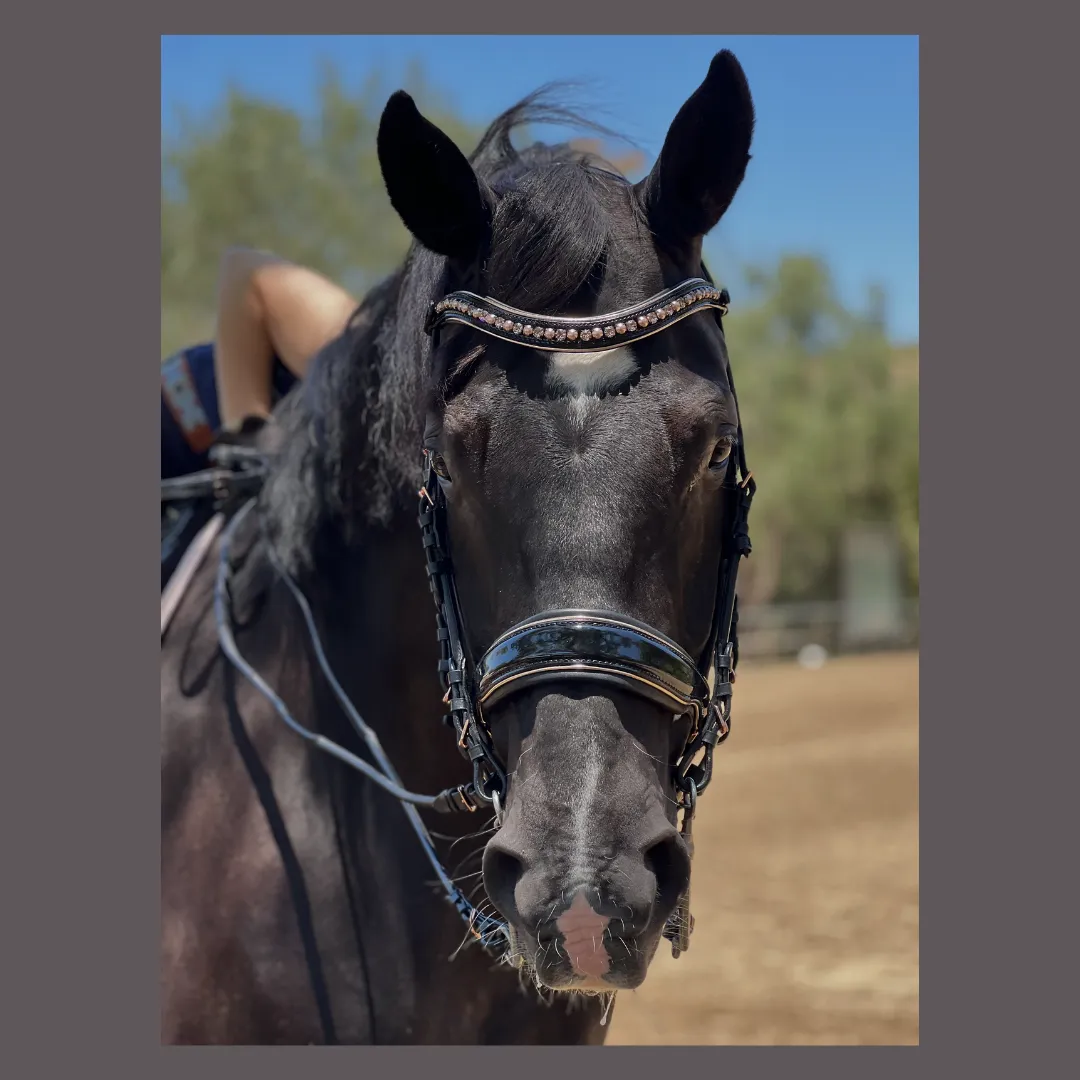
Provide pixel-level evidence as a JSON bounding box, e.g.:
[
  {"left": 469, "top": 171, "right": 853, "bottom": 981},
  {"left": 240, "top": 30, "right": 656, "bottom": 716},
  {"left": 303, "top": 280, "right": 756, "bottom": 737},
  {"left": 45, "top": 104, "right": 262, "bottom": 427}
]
[
  {"left": 477, "top": 611, "right": 711, "bottom": 719},
  {"left": 425, "top": 277, "right": 729, "bottom": 353}
]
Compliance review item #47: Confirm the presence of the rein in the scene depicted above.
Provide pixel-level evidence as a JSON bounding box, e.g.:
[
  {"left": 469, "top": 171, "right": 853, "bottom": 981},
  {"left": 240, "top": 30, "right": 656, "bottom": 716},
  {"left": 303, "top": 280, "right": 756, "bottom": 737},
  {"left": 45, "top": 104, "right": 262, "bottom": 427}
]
[
  {"left": 196, "top": 273, "right": 755, "bottom": 962},
  {"left": 214, "top": 500, "right": 510, "bottom": 951}
]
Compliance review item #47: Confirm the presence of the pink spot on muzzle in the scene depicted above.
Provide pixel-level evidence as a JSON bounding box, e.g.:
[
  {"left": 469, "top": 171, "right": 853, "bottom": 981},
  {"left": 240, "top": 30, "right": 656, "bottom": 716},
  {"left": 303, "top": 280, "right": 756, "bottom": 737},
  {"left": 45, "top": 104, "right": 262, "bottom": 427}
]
[{"left": 555, "top": 891, "right": 612, "bottom": 980}]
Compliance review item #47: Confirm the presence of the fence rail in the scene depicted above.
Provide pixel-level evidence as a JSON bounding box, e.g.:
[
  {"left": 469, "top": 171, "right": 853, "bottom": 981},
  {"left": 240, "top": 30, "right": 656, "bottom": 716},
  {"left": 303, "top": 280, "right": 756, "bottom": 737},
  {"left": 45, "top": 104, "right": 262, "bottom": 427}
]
[{"left": 736, "top": 598, "right": 920, "bottom": 661}]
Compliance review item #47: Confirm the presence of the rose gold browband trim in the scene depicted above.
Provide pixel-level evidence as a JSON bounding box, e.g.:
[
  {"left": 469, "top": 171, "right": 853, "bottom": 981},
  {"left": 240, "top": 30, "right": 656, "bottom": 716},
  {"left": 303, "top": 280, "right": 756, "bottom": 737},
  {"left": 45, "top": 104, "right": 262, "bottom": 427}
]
[{"left": 424, "top": 277, "right": 730, "bottom": 353}]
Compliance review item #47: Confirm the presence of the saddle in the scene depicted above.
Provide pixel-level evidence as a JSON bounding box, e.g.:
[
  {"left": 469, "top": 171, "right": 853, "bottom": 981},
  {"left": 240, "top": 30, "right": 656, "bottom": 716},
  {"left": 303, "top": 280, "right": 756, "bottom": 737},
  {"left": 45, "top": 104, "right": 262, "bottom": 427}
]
[{"left": 160, "top": 417, "right": 272, "bottom": 632}]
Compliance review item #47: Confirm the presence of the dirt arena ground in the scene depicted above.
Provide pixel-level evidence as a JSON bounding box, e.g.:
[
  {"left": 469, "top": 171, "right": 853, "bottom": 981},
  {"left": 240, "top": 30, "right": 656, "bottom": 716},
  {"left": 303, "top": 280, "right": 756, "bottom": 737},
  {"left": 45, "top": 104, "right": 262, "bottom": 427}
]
[{"left": 604, "top": 650, "right": 919, "bottom": 1046}]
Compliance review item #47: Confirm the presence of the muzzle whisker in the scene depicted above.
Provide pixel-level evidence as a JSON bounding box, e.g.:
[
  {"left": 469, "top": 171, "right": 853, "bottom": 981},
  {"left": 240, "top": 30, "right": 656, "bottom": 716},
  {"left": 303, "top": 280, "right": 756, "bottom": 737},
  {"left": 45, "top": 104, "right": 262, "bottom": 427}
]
[
  {"left": 467, "top": 880, "right": 491, "bottom": 903},
  {"left": 447, "top": 845, "right": 488, "bottom": 880},
  {"left": 448, "top": 919, "right": 482, "bottom": 962},
  {"left": 443, "top": 823, "right": 499, "bottom": 854},
  {"left": 449, "top": 868, "right": 484, "bottom": 885},
  {"left": 631, "top": 741, "right": 666, "bottom": 766},
  {"left": 600, "top": 991, "right": 617, "bottom": 1026},
  {"left": 659, "top": 789, "right": 683, "bottom": 810}
]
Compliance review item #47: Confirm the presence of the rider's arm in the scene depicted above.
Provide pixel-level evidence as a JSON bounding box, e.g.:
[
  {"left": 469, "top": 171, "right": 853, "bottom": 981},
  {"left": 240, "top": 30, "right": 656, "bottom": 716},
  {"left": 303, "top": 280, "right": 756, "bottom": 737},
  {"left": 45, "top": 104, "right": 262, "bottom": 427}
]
[{"left": 213, "top": 248, "right": 358, "bottom": 432}]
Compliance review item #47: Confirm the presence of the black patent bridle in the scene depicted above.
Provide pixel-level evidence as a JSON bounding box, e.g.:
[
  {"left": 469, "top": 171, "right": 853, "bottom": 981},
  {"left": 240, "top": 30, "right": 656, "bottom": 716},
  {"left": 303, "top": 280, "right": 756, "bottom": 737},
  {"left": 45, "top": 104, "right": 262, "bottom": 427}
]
[
  {"left": 208, "top": 273, "right": 754, "bottom": 962},
  {"left": 418, "top": 273, "right": 755, "bottom": 955}
]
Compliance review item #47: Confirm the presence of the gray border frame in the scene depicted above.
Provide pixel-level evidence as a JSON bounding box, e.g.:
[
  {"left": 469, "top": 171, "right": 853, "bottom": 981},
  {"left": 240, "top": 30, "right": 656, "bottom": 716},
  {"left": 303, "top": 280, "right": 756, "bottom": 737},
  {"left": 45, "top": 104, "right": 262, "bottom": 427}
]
[{"left": 8, "top": 7, "right": 1071, "bottom": 1077}]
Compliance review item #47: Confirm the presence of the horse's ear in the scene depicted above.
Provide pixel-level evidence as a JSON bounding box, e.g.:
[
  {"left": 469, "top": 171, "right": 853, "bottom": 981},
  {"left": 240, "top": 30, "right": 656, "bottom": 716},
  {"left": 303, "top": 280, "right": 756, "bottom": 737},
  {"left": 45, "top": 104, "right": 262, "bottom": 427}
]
[
  {"left": 634, "top": 50, "right": 755, "bottom": 250},
  {"left": 377, "top": 91, "right": 495, "bottom": 262}
]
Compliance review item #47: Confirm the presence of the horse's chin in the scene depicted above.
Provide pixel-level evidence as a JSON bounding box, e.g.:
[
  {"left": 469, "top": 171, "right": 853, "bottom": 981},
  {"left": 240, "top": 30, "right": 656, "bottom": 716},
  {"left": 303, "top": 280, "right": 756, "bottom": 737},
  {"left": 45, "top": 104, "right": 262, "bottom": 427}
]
[
  {"left": 552, "top": 979, "right": 609, "bottom": 994},
  {"left": 535, "top": 968, "right": 648, "bottom": 993}
]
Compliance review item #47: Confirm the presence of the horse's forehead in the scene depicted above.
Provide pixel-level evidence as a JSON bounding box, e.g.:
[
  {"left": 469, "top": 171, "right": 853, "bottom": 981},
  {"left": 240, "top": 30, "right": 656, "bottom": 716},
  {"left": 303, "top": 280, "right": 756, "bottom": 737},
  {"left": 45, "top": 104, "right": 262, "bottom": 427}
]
[{"left": 445, "top": 336, "right": 724, "bottom": 435}]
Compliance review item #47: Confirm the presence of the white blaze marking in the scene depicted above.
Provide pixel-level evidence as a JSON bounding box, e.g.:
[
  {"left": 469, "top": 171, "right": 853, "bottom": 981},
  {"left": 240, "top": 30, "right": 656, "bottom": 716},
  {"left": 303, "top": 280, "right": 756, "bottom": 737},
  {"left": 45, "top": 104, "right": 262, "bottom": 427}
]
[
  {"left": 546, "top": 347, "right": 637, "bottom": 396},
  {"left": 572, "top": 742, "right": 603, "bottom": 873}
]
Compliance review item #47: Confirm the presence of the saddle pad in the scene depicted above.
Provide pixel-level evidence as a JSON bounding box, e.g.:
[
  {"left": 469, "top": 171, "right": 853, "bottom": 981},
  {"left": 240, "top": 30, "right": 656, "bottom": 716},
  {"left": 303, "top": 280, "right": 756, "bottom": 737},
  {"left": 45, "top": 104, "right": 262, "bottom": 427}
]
[
  {"left": 162, "top": 350, "right": 215, "bottom": 454},
  {"left": 161, "top": 512, "right": 225, "bottom": 638}
]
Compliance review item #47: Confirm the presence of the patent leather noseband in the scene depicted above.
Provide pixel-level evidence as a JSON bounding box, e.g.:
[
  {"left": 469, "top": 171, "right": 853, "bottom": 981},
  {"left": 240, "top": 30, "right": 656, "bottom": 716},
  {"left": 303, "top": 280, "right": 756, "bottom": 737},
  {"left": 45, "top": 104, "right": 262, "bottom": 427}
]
[{"left": 477, "top": 611, "right": 713, "bottom": 720}]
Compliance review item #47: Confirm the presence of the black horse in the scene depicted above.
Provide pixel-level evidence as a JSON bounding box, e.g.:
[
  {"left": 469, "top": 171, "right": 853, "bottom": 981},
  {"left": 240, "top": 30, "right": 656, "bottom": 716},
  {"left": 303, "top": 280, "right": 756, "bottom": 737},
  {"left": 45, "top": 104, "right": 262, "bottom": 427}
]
[{"left": 161, "top": 50, "right": 756, "bottom": 1045}]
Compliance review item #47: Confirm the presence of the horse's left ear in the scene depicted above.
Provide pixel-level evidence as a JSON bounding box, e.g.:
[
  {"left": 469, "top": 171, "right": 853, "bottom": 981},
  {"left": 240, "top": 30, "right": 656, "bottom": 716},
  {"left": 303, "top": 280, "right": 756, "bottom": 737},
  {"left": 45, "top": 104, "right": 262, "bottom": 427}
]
[
  {"left": 377, "top": 91, "right": 496, "bottom": 262},
  {"left": 634, "top": 50, "right": 755, "bottom": 251}
]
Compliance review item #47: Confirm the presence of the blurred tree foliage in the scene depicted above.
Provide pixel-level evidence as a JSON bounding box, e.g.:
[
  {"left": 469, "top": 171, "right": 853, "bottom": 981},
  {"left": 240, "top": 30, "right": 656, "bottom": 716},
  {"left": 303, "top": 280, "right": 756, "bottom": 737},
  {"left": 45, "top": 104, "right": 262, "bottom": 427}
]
[
  {"left": 723, "top": 257, "right": 919, "bottom": 601},
  {"left": 161, "top": 60, "right": 482, "bottom": 354},
  {"left": 161, "top": 61, "right": 918, "bottom": 602}
]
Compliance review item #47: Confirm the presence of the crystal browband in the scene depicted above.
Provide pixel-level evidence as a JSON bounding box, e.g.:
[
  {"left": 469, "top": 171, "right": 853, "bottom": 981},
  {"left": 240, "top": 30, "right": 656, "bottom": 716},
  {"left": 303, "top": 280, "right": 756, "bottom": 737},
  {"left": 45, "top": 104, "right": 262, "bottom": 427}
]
[{"left": 424, "top": 277, "right": 730, "bottom": 353}]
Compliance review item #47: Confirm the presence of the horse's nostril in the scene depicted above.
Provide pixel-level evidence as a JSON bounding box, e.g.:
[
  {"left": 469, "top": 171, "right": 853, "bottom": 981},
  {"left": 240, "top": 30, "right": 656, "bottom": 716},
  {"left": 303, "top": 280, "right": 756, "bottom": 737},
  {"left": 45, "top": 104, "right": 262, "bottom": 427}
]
[
  {"left": 481, "top": 842, "right": 526, "bottom": 924},
  {"left": 643, "top": 830, "right": 691, "bottom": 914}
]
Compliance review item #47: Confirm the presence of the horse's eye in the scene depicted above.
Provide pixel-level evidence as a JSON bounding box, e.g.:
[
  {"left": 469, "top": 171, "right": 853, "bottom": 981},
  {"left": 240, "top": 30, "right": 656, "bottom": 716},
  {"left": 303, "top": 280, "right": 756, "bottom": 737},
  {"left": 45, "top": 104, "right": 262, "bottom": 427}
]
[
  {"left": 430, "top": 453, "right": 452, "bottom": 482},
  {"left": 709, "top": 438, "right": 734, "bottom": 470}
]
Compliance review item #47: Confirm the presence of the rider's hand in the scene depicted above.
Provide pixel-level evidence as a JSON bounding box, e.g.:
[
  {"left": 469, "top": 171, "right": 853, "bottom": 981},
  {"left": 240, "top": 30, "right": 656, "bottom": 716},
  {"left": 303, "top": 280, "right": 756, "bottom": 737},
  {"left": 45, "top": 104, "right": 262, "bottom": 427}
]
[
  {"left": 209, "top": 415, "right": 272, "bottom": 476},
  {"left": 213, "top": 414, "right": 269, "bottom": 449}
]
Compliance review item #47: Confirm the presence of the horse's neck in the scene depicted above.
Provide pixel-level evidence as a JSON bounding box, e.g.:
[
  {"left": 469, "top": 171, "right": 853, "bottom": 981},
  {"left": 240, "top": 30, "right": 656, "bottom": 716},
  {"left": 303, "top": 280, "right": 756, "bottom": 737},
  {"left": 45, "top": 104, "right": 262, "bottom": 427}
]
[{"left": 308, "top": 507, "right": 463, "bottom": 797}]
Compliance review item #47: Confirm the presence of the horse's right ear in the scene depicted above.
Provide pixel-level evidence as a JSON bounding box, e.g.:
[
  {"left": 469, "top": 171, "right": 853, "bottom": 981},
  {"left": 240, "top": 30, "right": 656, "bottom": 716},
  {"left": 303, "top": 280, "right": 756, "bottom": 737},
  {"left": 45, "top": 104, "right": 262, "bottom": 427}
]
[{"left": 377, "top": 91, "right": 495, "bottom": 262}]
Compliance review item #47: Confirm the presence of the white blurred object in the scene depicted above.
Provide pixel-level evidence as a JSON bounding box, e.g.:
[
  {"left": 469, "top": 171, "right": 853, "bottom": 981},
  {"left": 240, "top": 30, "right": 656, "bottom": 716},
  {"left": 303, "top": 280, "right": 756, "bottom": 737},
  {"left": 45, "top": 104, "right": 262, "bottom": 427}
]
[{"left": 797, "top": 643, "right": 829, "bottom": 670}]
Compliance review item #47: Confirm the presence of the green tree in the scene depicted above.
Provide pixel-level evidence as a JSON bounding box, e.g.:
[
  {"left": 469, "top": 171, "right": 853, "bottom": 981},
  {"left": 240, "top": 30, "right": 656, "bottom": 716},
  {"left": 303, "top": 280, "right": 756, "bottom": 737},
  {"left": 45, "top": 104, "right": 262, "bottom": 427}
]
[
  {"left": 161, "top": 61, "right": 484, "bottom": 355},
  {"left": 724, "top": 256, "right": 919, "bottom": 602}
]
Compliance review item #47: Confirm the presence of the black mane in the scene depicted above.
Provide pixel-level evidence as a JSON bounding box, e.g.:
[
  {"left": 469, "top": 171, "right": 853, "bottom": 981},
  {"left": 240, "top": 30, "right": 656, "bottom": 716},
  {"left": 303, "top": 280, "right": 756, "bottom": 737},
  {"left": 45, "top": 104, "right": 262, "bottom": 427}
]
[
  {"left": 471, "top": 87, "right": 643, "bottom": 314},
  {"left": 263, "top": 88, "right": 638, "bottom": 572}
]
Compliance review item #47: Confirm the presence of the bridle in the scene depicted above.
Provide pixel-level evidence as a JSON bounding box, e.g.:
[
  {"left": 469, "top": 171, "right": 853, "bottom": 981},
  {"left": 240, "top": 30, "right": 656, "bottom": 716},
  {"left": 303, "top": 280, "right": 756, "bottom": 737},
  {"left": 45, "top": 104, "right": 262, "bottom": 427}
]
[
  {"left": 419, "top": 273, "right": 755, "bottom": 956},
  {"left": 206, "top": 273, "right": 754, "bottom": 964}
]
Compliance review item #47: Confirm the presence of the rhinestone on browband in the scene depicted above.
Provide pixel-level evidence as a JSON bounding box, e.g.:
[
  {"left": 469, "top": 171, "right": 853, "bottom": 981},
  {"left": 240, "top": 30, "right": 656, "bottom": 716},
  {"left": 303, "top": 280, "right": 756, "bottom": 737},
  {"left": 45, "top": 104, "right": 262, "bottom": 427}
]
[{"left": 424, "top": 277, "right": 730, "bottom": 353}]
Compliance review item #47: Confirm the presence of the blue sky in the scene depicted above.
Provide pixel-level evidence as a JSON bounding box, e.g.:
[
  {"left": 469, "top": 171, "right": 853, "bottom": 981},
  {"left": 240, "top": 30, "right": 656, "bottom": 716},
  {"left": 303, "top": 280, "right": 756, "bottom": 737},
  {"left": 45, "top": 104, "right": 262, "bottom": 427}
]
[{"left": 161, "top": 35, "right": 918, "bottom": 342}]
